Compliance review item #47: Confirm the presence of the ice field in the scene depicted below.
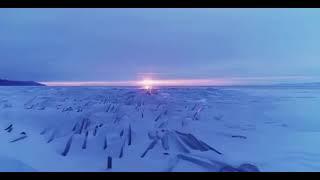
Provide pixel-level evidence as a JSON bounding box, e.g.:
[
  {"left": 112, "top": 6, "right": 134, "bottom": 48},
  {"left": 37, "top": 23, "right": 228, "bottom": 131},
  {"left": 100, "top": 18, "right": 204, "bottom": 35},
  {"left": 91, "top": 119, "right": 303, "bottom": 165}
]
[{"left": 1, "top": 86, "right": 320, "bottom": 172}]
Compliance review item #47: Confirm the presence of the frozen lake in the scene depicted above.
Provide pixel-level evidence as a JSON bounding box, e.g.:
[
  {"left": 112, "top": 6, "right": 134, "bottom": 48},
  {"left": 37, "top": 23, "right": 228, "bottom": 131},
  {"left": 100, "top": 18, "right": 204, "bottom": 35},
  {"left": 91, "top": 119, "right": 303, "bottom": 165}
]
[{"left": 1, "top": 86, "right": 320, "bottom": 172}]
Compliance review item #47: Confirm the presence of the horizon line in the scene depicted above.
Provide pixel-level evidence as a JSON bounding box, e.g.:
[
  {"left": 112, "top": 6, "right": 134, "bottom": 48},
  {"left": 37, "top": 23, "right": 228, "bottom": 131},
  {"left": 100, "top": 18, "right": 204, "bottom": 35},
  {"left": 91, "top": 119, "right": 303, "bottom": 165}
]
[{"left": 40, "top": 76, "right": 318, "bottom": 87}]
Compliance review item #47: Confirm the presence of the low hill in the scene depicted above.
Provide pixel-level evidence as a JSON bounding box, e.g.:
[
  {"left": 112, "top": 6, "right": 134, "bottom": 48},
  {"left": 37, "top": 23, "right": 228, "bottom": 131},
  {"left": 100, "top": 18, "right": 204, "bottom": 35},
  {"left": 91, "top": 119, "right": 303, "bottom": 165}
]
[{"left": 0, "top": 79, "right": 45, "bottom": 86}]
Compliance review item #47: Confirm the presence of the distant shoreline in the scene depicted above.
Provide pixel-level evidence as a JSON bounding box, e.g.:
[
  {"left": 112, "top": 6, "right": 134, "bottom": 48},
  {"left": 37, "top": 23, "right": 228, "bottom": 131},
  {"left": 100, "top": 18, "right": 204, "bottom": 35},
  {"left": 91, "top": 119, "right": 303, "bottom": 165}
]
[{"left": 0, "top": 79, "right": 45, "bottom": 86}]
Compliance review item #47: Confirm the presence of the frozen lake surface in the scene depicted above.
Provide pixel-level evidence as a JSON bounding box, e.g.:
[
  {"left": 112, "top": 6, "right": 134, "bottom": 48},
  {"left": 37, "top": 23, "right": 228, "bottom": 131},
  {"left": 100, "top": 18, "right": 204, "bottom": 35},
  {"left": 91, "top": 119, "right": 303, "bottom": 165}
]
[{"left": 1, "top": 86, "right": 320, "bottom": 172}]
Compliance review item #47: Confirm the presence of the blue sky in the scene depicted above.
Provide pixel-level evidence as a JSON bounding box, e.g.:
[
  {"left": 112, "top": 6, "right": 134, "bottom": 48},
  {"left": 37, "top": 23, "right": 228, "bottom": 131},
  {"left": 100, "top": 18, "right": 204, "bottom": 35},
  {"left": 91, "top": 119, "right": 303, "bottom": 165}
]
[{"left": 0, "top": 8, "right": 320, "bottom": 85}]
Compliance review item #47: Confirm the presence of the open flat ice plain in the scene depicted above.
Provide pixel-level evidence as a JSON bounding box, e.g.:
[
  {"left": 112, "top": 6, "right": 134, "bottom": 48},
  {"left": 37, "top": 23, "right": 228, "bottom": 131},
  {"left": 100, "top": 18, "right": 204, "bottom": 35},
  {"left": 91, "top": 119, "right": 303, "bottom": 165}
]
[{"left": 1, "top": 85, "right": 320, "bottom": 172}]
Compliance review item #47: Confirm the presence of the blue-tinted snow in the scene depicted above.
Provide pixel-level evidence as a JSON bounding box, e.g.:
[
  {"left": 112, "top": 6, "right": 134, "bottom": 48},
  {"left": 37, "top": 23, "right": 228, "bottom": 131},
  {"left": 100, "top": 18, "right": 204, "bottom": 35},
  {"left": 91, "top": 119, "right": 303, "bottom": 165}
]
[{"left": 0, "top": 86, "right": 320, "bottom": 171}]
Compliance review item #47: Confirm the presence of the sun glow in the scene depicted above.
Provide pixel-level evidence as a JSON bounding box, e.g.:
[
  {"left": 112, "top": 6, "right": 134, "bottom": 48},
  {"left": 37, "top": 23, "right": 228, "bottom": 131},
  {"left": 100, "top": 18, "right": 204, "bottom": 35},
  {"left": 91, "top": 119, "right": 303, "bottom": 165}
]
[
  {"left": 140, "top": 79, "right": 155, "bottom": 90},
  {"left": 144, "top": 85, "right": 151, "bottom": 90}
]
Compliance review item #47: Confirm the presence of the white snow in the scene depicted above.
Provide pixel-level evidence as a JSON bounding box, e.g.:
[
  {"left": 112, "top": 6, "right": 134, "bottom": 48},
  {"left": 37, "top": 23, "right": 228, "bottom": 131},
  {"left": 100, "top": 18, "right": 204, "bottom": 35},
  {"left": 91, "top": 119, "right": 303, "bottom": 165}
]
[{"left": 1, "top": 86, "right": 320, "bottom": 172}]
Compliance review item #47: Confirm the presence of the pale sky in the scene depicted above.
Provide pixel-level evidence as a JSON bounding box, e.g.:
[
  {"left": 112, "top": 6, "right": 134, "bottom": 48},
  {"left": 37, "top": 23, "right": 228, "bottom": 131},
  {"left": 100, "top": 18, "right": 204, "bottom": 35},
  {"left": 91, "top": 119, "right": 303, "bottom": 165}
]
[{"left": 0, "top": 8, "right": 320, "bottom": 85}]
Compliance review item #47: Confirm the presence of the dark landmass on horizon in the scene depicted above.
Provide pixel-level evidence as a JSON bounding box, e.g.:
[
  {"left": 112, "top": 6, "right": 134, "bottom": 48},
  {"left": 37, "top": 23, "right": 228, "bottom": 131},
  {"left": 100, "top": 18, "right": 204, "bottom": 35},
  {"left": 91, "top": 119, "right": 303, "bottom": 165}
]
[{"left": 0, "top": 79, "right": 45, "bottom": 86}]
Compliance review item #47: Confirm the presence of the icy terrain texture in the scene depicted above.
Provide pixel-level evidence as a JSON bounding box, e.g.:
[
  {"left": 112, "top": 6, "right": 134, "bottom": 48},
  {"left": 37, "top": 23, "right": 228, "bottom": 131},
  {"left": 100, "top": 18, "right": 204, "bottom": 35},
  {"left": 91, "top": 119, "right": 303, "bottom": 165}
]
[{"left": 1, "top": 86, "right": 320, "bottom": 172}]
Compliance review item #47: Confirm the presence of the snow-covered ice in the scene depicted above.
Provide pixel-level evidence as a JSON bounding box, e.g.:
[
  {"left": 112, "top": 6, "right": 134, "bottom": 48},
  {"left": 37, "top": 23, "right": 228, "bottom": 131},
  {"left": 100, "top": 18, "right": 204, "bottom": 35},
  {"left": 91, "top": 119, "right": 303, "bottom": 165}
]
[{"left": 1, "top": 86, "right": 320, "bottom": 172}]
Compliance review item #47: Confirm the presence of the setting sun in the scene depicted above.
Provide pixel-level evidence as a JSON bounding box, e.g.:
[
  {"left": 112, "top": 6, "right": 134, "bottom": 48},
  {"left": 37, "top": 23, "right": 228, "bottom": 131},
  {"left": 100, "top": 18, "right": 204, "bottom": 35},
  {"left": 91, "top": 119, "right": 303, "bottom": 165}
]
[{"left": 140, "top": 79, "right": 155, "bottom": 90}]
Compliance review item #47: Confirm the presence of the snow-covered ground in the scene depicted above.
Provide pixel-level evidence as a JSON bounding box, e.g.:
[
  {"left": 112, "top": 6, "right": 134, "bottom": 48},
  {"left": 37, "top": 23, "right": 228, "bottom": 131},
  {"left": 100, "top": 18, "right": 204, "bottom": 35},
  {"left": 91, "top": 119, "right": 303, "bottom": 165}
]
[{"left": 1, "top": 86, "right": 320, "bottom": 172}]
